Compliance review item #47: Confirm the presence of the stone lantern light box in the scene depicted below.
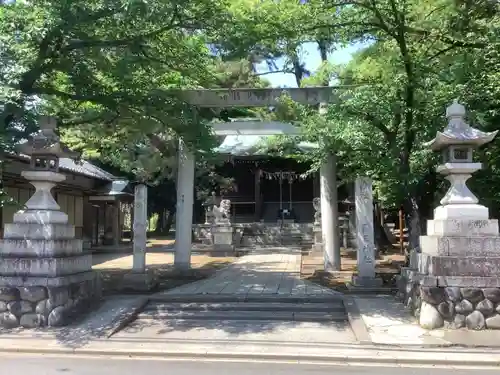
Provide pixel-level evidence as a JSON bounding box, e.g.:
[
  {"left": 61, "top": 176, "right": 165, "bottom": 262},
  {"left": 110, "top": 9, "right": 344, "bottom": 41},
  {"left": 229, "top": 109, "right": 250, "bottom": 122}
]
[{"left": 425, "top": 100, "right": 498, "bottom": 220}]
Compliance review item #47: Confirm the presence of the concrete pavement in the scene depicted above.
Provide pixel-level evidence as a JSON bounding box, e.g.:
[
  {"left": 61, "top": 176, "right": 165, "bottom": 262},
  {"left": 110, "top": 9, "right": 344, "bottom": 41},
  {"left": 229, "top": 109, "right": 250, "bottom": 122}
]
[
  {"left": 151, "top": 253, "right": 342, "bottom": 299},
  {"left": 2, "top": 353, "right": 500, "bottom": 374},
  {"left": 2, "top": 253, "right": 500, "bottom": 368}
]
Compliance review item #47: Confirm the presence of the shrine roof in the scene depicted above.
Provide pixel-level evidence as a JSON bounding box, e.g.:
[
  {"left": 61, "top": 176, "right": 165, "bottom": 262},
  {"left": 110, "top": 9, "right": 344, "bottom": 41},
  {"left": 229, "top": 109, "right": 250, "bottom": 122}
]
[{"left": 214, "top": 135, "right": 318, "bottom": 156}]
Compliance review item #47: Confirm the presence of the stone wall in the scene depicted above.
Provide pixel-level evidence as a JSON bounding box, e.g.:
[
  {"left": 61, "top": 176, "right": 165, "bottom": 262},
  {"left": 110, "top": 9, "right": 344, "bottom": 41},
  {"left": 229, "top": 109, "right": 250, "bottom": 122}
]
[
  {"left": 0, "top": 276, "right": 100, "bottom": 328},
  {"left": 397, "top": 272, "right": 500, "bottom": 330}
]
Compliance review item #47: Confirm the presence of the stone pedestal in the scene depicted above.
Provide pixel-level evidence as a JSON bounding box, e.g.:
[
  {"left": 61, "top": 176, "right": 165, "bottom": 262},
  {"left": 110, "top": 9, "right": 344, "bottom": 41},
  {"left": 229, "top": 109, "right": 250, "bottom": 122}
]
[
  {"left": 397, "top": 218, "right": 500, "bottom": 330},
  {"left": 352, "top": 177, "right": 382, "bottom": 288},
  {"left": 313, "top": 224, "right": 323, "bottom": 253},
  {"left": 212, "top": 224, "right": 234, "bottom": 255},
  {"left": 0, "top": 171, "right": 100, "bottom": 329}
]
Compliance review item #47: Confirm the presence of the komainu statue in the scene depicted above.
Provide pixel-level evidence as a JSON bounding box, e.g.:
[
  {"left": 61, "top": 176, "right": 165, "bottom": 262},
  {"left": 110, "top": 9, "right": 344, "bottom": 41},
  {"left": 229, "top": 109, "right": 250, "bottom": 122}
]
[
  {"left": 211, "top": 199, "right": 232, "bottom": 224},
  {"left": 312, "top": 197, "right": 321, "bottom": 225}
]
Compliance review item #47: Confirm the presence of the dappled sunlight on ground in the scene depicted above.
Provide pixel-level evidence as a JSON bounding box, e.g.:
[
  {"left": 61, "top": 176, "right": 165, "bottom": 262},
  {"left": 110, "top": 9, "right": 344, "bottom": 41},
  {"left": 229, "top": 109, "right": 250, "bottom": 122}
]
[
  {"left": 92, "top": 253, "right": 234, "bottom": 270},
  {"left": 301, "top": 248, "right": 406, "bottom": 291}
]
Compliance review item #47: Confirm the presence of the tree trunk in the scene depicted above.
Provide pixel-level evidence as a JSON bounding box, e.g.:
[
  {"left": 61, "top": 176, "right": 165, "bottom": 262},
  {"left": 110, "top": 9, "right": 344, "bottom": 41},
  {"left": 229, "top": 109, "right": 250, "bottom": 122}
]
[
  {"left": 164, "top": 211, "right": 175, "bottom": 234},
  {"left": 403, "top": 196, "right": 421, "bottom": 266},
  {"left": 374, "top": 204, "right": 392, "bottom": 252},
  {"left": 155, "top": 209, "right": 165, "bottom": 234}
]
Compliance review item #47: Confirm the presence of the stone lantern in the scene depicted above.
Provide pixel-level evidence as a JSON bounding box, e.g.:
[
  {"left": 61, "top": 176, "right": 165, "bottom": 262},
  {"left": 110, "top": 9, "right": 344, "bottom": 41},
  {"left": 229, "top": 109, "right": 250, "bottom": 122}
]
[
  {"left": 397, "top": 100, "right": 500, "bottom": 331},
  {"left": 0, "top": 116, "right": 99, "bottom": 329},
  {"left": 15, "top": 116, "right": 80, "bottom": 224},
  {"left": 426, "top": 99, "right": 497, "bottom": 221}
]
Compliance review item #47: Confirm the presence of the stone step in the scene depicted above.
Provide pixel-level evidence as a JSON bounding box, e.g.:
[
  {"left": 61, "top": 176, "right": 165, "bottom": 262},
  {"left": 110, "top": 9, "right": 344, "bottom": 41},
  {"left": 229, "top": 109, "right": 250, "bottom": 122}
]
[
  {"left": 138, "top": 309, "right": 347, "bottom": 322},
  {"left": 149, "top": 294, "right": 342, "bottom": 304},
  {"left": 144, "top": 301, "right": 345, "bottom": 313}
]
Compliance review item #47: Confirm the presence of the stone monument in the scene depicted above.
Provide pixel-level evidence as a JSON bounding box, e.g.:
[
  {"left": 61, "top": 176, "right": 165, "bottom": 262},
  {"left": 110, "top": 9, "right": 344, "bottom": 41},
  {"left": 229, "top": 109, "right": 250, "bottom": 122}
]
[
  {"left": 120, "top": 183, "right": 157, "bottom": 291},
  {"left": 312, "top": 197, "right": 323, "bottom": 252},
  {"left": 211, "top": 199, "right": 234, "bottom": 254},
  {"left": 352, "top": 177, "right": 382, "bottom": 288},
  {"left": 0, "top": 116, "right": 100, "bottom": 328},
  {"left": 397, "top": 100, "right": 500, "bottom": 330},
  {"left": 339, "top": 215, "right": 349, "bottom": 249}
]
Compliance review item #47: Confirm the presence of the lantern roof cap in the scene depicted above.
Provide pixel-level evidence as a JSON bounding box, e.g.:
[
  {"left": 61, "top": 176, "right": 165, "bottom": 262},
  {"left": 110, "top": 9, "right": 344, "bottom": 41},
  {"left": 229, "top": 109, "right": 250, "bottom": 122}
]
[
  {"left": 425, "top": 100, "right": 498, "bottom": 151},
  {"left": 16, "top": 116, "right": 80, "bottom": 159}
]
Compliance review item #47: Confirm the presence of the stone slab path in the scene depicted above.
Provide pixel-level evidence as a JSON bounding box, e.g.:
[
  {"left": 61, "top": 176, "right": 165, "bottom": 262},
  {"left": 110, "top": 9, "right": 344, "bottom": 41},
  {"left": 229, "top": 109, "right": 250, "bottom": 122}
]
[{"left": 151, "top": 253, "right": 342, "bottom": 300}]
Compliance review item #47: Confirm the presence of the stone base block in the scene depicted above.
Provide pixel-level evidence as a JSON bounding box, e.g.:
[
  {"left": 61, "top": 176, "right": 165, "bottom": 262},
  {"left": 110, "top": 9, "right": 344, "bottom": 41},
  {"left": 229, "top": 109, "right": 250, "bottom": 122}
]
[
  {"left": 351, "top": 275, "right": 383, "bottom": 288},
  {"left": 0, "top": 272, "right": 101, "bottom": 328},
  {"left": 420, "top": 235, "right": 500, "bottom": 256},
  {"left": 212, "top": 225, "right": 233, "bottom": 252},
  {"left": 427, "top": 219, "right": 498, "bottom": 237},
  {"left": 0, "top": 254, "right": 92, "bottom": 277},
  {"left": 213, "top": 243, "right": 234, "bottom": 255},
  {"left": 414, "top": 275, "right": 500, "bottom": 288},
  {"left": 0, "top": 271, "right": 97, "bottom": 287},
  {"left": 192, "top": 224, "right": 212, "bottom": 245},
  {"left": 0, "top": 239, "right": 83, "bottom": 257},
  {"left": 3, "top": 223, "right": 75, "bottom": 240},
  {"left": 434, "top": 204, "right": 489, "bottom": 221},
  {"left": 13, "top": 210, "right": 68, "bottom": 225},
  {"left": 311, "top": 243, "right": 323, "bottom": 254},
  {"left": 418, "top": 253, "right": 500, "bottom": 277},
  {"left": 397, "top": 270, "right": 500, "bottom": 330}
]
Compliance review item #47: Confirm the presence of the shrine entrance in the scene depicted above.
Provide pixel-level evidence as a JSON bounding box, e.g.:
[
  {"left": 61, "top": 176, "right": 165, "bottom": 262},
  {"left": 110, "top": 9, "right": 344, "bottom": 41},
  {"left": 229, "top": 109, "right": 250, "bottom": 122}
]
[
  {"left": 174, "top": 88, "right": 341, "bottom": 271},
  {"left": 132, "top": 87, "right": 343, "bottom": 272}
]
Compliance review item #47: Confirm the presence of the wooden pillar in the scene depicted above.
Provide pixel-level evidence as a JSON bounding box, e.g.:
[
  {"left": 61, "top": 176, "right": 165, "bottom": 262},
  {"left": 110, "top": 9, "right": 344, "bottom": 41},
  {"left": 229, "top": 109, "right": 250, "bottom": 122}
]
[
  {"left": 254, "top": 168, "right": 261, "bottom": 221},
  {"left": 113, "top": 200, "right": 121, "bottom": 246},
  {"left": 313, "top": 171, "right": 320, "bottom": 197}
]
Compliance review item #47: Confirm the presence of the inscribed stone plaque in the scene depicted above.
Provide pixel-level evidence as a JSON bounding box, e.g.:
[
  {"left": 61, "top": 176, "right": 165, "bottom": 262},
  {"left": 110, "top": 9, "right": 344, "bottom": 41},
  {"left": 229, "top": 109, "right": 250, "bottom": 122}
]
[{"left": 355, "top": 177, "right": 375, "bottom": 278}]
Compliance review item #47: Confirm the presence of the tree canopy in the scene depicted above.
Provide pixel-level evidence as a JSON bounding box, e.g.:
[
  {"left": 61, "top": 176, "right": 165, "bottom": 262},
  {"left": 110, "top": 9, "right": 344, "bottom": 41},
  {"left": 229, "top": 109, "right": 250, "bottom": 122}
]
[{"left": 2, "top": 0, "right": 500, "bottom": 243}]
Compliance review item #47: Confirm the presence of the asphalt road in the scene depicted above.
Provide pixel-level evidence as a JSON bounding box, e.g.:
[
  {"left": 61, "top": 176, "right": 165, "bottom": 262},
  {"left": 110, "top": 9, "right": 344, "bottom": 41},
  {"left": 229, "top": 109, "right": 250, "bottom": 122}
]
[{"left": 0, "top": 354, "right": 498, "bottom": 375}]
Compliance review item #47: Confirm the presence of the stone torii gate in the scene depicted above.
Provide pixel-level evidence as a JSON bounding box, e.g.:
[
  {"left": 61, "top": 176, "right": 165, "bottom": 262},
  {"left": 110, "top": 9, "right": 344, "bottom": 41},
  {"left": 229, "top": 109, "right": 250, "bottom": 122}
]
[{"left": 171, "top": 87, "right": 342, "bottom": 271}]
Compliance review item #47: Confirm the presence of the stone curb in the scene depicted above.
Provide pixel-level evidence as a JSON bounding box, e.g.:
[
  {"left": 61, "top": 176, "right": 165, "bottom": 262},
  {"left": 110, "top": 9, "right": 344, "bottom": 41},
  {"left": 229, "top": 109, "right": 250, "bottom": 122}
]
[
  {"left": 106, "top": 296, "right": 150, "bottom": 338},
  {"left": 1, "top": 344, "right": 500, "bottom": 367},
  {"left": 342, "top": 296, "right": 372, "bottom": 345}
]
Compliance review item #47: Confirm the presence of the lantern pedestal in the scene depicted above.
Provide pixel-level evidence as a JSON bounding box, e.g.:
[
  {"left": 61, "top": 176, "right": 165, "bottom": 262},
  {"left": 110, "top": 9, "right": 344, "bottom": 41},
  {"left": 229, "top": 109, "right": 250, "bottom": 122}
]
[
  {"left": 13, "top": 171, "right": 69, "bottom": 224},
  {"left": 433, "top": 163, "right": 489, "bottom": 220}
]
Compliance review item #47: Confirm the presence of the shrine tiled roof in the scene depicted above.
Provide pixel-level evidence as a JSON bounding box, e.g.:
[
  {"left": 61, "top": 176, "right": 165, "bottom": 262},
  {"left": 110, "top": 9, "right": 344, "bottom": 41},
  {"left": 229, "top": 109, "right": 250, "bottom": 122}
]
[
  {"left": 214, "top": 135, "right": 318, "bottom": 156},
  {"left": 58, "top": 158, "right": 118, "bottom": 181},
  {"left": 12, "top": 153, "right": 121, "bottom": 182}
]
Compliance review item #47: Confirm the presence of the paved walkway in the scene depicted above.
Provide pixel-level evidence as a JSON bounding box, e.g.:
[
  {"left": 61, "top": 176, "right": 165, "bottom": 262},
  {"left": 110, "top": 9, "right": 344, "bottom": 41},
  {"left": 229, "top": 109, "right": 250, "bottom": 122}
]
[{"left": 152, "top": 253, "right": 341, "bottom": 298}]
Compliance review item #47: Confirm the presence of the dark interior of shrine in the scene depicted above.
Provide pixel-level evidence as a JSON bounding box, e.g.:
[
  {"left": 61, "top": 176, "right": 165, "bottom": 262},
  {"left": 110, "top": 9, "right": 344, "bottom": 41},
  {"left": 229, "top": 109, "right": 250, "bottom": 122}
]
[{"left": 193, "top": 156, "right": 349, "bottom": 223}]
